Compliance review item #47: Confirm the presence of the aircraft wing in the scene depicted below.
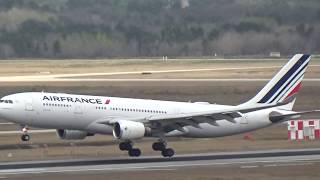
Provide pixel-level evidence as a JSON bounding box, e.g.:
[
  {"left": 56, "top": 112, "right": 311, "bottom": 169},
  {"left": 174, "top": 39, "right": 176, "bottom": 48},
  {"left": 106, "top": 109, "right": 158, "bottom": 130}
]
[
  {"left": 98, "top": 102, "right": 287, "bottom": 133},
  {"left": 146, "top": 102, "right": 288, "bottom": 132}
]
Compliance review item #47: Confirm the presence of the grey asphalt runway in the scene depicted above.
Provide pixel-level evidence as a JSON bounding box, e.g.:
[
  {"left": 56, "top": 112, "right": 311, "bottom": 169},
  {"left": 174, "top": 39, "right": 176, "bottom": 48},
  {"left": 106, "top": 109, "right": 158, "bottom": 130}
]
[{"left": 0, "top": 148, "right": 320, "bottom": 177}]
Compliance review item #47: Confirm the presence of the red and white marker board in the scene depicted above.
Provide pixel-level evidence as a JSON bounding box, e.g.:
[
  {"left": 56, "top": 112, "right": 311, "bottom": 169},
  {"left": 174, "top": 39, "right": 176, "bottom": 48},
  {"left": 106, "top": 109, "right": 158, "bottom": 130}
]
[{"left": 288, "top": 120, "right": 320, "bottom": 140}]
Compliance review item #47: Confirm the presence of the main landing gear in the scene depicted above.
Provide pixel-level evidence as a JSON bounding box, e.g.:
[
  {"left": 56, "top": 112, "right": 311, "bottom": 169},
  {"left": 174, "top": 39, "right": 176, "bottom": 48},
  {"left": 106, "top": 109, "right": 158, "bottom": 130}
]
[
  {"left": 21, "top": 126, "right": 30, "bottom": 141},
  {"left": 152, "top": 141, "right": 175, "bottom": 157},
  {"left": 118, "top": 140, "right": 175, "bottom": 158},
  {"left": 119, "top": 141, "right": 141, "bottom": 157}
]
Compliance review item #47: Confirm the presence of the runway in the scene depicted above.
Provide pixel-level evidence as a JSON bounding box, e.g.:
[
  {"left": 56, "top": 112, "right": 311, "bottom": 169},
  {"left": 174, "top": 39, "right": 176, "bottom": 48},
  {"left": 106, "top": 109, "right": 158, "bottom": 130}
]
[
  {"left": 0, "top": 65, "right": 319, "bottom": 82},
  {"left": 0, "top": 148, "right": 320, "bottom": 176}
]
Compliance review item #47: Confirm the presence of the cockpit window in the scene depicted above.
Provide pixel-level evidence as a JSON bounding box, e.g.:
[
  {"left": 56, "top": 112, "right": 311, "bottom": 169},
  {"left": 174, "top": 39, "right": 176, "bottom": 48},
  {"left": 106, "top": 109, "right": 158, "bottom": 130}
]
[{"left": 0, "top": 100, "right": 13, "bottom": 104}]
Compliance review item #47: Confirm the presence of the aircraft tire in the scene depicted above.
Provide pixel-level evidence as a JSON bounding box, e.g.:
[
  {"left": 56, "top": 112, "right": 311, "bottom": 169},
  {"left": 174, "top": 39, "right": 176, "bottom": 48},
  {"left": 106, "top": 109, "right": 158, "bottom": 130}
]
[
  {"left": 21, "top": 134, "right": 30, "bottom": 141},
  {"left": 128, "top": 148, "right": 141, "bottom": 157},
  {"left": 162, "top": 148, "right": 175, "bottom": 157},
  {"left": 152, "top": 142, "right": 166, "bottom": 151},
  {"left": 119, "top": 142, "right": 132, "bottom": 151}
]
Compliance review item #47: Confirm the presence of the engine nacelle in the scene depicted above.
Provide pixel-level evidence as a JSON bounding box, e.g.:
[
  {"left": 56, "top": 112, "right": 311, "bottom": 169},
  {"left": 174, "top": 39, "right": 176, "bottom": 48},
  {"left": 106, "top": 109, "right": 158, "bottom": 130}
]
[
  {"left": 113, "top": 120, "right": 145, "bottom": 140},
  {"left": 56, "top": 129, "right": 93, "bottom": 140}
]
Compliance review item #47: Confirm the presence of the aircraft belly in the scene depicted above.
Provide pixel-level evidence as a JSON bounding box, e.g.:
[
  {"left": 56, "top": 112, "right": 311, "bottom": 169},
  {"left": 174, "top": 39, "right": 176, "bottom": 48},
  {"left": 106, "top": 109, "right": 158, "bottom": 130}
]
[{"left": 85, "top": 122, "right": 113, "bottom": 134}]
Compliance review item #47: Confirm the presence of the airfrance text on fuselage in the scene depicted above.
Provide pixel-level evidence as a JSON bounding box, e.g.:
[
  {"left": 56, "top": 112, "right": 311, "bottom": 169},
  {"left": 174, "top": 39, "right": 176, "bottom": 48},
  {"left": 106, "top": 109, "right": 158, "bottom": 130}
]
[{"left": 42, "top": 96, "right": 108, "bottom": 104}]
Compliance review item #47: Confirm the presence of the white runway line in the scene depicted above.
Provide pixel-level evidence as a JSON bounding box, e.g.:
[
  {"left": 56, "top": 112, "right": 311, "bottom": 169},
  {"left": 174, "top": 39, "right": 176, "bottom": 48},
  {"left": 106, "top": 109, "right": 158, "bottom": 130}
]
[
  {"left": 1, "top": 78, "right": 318, "bottom": 82},
  {"left": 240, "top": 165, "right": 259, "bottom": 168},
  {"left": 263, "top": 163, "right": 314, "bottom": 168}
]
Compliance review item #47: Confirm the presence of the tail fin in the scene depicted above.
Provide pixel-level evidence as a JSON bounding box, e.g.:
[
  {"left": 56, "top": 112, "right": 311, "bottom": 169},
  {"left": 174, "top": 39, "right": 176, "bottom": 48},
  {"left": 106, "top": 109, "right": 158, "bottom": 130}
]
[{"left": 243, "top": 54, "right": 311, "bottom": 110}]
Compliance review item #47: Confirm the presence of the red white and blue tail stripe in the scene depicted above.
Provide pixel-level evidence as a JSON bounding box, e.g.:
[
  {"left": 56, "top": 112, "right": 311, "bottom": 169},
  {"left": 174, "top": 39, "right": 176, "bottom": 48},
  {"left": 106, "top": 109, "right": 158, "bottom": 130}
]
[{"left": 244, "top": 54, "right": 311, "bottom": 109}]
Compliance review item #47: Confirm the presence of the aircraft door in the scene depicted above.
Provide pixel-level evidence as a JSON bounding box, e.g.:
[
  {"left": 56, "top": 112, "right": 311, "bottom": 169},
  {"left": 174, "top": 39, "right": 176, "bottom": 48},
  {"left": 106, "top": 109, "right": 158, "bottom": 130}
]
[
  {"left": 74, "top": 103, "right": 83, "bottom": 115},
  {"left": 24, "top": 98, "right": 36, "bottom": 123},
  {"left": 173, "top": 108, "right": 180, "bottom": 114},
  {"left": 25, "top": 98, "right": 33, "bottom": 111},
  {"left": 240, "top": 114, "right": 248, "bottom": 124}
]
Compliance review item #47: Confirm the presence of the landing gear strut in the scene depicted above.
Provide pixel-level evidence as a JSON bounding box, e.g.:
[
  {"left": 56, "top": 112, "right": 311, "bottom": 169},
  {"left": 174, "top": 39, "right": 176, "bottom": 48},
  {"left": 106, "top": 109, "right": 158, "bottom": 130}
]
[
  {"left": 119, "top": 141, "right": 141, "bottom": 157},
  {"left": 21, "top": 126, "right": 30, "bottom": 142},
  {"left": 152, "top": 140, "right": 175, "bottom": 157}
]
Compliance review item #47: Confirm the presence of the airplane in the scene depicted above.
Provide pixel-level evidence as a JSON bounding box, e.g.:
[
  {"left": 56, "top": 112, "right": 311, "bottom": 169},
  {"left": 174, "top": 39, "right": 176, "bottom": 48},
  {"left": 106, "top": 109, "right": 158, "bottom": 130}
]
[{"left": 0, "top": 54, "right": 318, "bottom": 157}]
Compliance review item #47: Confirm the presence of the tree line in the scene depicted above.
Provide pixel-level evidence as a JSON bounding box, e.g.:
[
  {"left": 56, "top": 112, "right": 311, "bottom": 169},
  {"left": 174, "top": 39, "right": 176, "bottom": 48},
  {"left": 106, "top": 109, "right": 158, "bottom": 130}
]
[{"left": 0, "top": 0, "right": 319, "bottom": 58}]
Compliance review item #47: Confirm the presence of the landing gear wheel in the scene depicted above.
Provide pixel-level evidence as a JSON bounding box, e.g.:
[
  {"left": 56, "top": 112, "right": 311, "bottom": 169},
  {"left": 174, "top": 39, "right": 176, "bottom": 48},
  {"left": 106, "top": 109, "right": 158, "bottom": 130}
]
[
  {"left": 152, "top": 142, "right": 166, "bottom": 151},
  {"left": 119, "top": 142, "right": 132, "bottom": 151},
  {"left": 161, "top": 148, "right": 175, "bottom": 157},
  {"left": 21, "top": 134, "right": 30, "bottom": 141},
  {"left": 128, "top": 148, "right": 141, "bottom": 157}
]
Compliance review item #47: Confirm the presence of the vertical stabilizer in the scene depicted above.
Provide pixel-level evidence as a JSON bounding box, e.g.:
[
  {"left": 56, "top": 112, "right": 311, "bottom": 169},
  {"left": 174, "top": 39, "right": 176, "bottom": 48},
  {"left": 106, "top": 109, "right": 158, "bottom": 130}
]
[{"left": 243, "top": 54, "right": 311, "bottom": 110}]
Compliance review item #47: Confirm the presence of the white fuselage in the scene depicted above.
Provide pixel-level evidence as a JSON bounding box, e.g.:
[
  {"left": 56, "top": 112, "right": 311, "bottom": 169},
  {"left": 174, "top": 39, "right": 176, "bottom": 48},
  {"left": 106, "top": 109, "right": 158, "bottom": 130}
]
[{"left": 0, "top": 92, "right": 274, "bottom": 138}]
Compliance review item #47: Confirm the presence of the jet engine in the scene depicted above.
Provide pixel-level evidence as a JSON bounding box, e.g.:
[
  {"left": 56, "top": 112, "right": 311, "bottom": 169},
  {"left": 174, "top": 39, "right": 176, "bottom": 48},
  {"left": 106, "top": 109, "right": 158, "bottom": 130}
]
[
  {"left": 56, "top": 129, "right": 93, "bottom": 140},
  {"left": 113, "top": 120, "right": 146, "bottom": 140}
]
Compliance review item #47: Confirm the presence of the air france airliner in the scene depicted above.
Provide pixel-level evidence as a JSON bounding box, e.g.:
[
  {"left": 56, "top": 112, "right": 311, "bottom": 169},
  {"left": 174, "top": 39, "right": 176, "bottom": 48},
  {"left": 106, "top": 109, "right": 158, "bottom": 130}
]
[{"left": 0, "top": 54, "right": 318, "bottom": 157}]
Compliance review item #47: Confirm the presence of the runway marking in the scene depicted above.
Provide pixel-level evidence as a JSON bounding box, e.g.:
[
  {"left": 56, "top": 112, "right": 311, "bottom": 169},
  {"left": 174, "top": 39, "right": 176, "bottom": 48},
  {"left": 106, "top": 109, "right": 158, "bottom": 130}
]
[
  {"left": 263, "top": 164, "right": 278, "bottom": 167},
  {"left": 25, "top": 78, "right": 320, "bottom": 82},
  {"left": 263, "top": 163, "right": 314, "bottom": 168},
  {"left": 126, "top": 168, "right": 176, "bottom": 172},
  {"left": 1, "top": 78, "right": 320, "bottom": 82},
  {"left": 240, "top": 165, "right": 259, "bottom": 168}
]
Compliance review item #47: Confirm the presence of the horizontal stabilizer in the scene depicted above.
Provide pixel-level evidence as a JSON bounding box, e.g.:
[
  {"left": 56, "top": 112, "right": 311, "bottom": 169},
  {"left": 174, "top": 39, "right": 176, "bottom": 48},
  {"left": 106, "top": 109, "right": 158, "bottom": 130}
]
[{"left": 269, "top": 110, "right": 320, "bottom": 123}]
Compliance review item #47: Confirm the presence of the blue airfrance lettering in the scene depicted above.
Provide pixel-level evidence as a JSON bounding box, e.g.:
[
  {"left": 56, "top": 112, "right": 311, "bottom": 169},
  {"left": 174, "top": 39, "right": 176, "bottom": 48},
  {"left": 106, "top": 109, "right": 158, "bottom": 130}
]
[{"left": 43, "top": 96, "right": 104, "bottom": 104}]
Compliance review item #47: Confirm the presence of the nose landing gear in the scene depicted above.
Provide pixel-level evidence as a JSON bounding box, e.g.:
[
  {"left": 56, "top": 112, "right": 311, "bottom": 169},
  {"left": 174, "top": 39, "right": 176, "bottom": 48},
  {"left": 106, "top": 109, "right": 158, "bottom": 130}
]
[
  {"left": 21, "top": 134, "right": 30, "bottom": 141},
  {"left": 21, "top": 126, "right": 30, "bottom": 141}
]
